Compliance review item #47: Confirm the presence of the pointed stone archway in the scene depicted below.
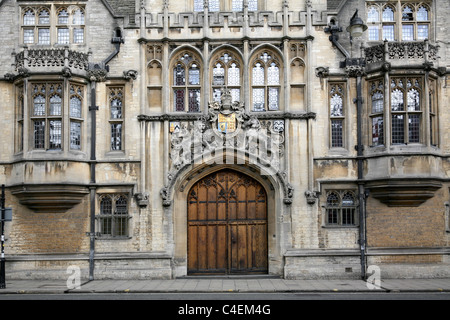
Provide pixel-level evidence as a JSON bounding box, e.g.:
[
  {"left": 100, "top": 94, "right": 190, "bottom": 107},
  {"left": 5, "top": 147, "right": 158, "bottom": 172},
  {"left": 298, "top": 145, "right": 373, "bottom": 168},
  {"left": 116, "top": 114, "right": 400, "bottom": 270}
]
[{"left": 187, "top": 169, "right": 268, "bottom": 275}]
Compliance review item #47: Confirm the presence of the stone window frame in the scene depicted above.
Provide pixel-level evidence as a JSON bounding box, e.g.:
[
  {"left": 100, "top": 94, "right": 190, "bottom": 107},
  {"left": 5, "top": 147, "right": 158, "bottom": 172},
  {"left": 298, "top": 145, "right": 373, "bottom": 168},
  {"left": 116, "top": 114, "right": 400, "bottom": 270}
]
[
  {"left": 366, "top": 74, "right": 438, "bottom": 150},
  {"left": 366, "top": 1, "right": 431, "bottom": 42},
  {"left": 249, "top": 49, "right": 283, "bottom": 112},
  {"left": 18, "top": 80, "right": 86, "bottom": 153},
  {"left": 369, "top": 79, "right": 385, "bottom": 147},
  {"left": 29, "top": 82, "right": 64, "bottom": 150},
  {"left": 69, "top": 83, "right": 84, "bottom": 150},
  {"left": 210, "top": 50, "right": 243, "bottom": 104},
  {"left": 108, "top": 86, "right": 125, "bottom": 151},
  {"left": 323, "top": 189, "right": 359, "bottom": 227},
  {"left": 390, "top": 76, "right": 423, "bottom": 145},
  {"left": 96, "top": 193, "right": 131, "bottom": 239},
  {"left": 170, "top": 51, "right": 203, "bottom": 113},
  {"left": 328, "top": 82, "right": 347, "bottom": 149},
  {"left": 20, "top": 4, "right": 85, "bottom": 46}
]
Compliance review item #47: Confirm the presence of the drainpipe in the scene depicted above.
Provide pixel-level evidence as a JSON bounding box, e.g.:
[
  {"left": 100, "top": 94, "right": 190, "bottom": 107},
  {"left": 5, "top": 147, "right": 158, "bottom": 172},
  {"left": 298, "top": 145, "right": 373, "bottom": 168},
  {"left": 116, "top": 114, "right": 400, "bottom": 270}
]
[
  {"left": 355, "top": 73, "right": 366, "bottom": 280},
  {"left": 325, "top": 20, "right": 367, "bottom": 280},
  {"left": 87, "top": 34, "right": 123, "bottom": 281},
  {"left": 88, "top": 81, "right": 97, "bottom": 281}
]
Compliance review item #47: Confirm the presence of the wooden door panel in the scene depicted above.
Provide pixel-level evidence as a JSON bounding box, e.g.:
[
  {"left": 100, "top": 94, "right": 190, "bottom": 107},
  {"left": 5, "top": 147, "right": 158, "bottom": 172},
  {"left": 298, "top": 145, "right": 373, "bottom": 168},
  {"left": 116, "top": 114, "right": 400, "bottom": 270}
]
[{"left": 188, "top": 170, "right": 267, "bottom": 275}]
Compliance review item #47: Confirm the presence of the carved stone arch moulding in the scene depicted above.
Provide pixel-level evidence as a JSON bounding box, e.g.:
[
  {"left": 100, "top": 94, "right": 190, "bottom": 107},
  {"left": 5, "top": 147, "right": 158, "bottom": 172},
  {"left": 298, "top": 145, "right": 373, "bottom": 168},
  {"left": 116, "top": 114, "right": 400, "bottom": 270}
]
[{"left": 160, "top": 88, "right": 293, "bottom": 207}]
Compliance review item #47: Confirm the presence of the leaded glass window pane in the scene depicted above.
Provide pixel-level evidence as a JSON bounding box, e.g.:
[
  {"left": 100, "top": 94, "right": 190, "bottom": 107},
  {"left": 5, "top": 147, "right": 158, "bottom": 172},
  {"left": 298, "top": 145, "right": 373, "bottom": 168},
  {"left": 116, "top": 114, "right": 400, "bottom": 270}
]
[
  {"left": 252, "top": 63, "right": 264, "bottom": 86},
  {"left": 326, "top": 192, "right": 339, "bottom": 224},
  {"left": 382, "top": 25, "right": 395, "bottom": 41},
  {"left": 116, "top": 196, "right": 128, "bottom": 214},
  {"left": 70, "top": 97, "right": 82, "bottom": 118},
  {"left": 408, "top": 114, "right": 420, "bottom": 143},
  {"left": 331, "top": 120, "right": 343, "bottom": 148},
  {"left": 73, "top": 9, "right": 84, "bottom": 25},
  {"left": 391, "top": 88, "right": 404, "bottom": 111},
  {"left": 367, "top": 6, "right": 379, "bottom": 22},
  {"left": 24, "top": 10, "right": 35, "bottom": 25},
  {"left": 115, "top": 196, "right": 128, "bottom": 236},
  {"left": 38, "top": 28, "right": 50, "bottom": 44},
  {"left": 402, "top": 24, "right": 414, "bottom": 41},
  {"left": 372, "top": 116, "right": 384, "bottom": 146},
  {"left": 209, "top": 0, "right": 219, "bottom": 12},
  {"left": 417, "top": 6, "right": 428, "bottom": 21},
  {"left": 267, "top": 63, "right": 280, "bottom": 85},
  {"left": 231, "top": 89, "right": 240, "bottom": 103},
  {"left": 368, "top": 26, "right": 379, "bottom": 41},
  {"left": 58, "top": 28, "right": 69, "bottom": 44},
  {"left": 392, "top": 114, "right": 404, "bottom": 144},
  {"left": 213, "top": 89, "right": 221, "bottom": 102},
  {"left": 268, "top": 87, "right": 279, "bottom": 111},
  {"left": 260, "top": 52, "right": 271, "bottom": 63},
  {"left": 188, "top": 89, "right": 201, "bottom": 112},
  {"left": 111, "top": 98, "right": 122, "bottom": 119},
  {"left": 24, "top": 29, "right": 34, "bottom": 44},
  {"left": 50, "top": 95, "right": 62, "bottom": 116},
  {"left": 232, "top": 0, "right": 243, "bottom": 11},
  {"left": 252, "top": 88, "right": 265, "bottom": 111},
  {"left": 174, "top": 64, "right": 185, "bottom": 86},
  {"left": 228, "top": 63, "right": 240, "bottom": 86},
  {"left": 58, "top": 9, "right": 69, "bottom": 24},
  {"left": 74, "top": 28, "right": 84, "bottom": 43},
  {"left": 189, "top": 64, "right": 200, "bottom": 85},
  {"left": 248, "top": 0, "right": 258, "bottom": 11},
  {"left": 382, "top": 6, "right": 394, "bottom": 21},
  {"left": 372, "top": 91, "right": 383, "bottom": 113},
  {"left": 100, "top": 197, "right": 112, "bottom": 214},
  {"left": 49, "top": 120, "right": 62, "bottom": 149},
  {"left": 111, "top": 123, "right": 122, "bottom": 150},
  {"left": 70, "top": 121, "right": 81, "bottom": 150},
  {"left": 174, "top": 89, "right": 185, "bottom": 111},
  {"left": 34, "top": 95, "right": 46, "bottom": 116},
  {"left": 402, "top": 5, "right": 414, "bottom": 21},
  {"left": 100, "top": 196, "right": 112, "bottom": 235},
  {"left": 330, "top": 94, "right": 343, "bottom": 117},
  {"left": 407, "top": 89, "right": 420, "bottom": 111},
  {"left": 213, "top": 63, "right": 225, "bottom": 86},
  {"left": 39, "top": 9, "right": 50, "bottom": 24},
  {"left": 194, "top": 0, "right": 203, "bottom": 11},
  {"left": 417, "top": 25, "right": 428, "bottom": 40},
  {"left": 34, "top": 121, "right": 45, "bottom": 149}
]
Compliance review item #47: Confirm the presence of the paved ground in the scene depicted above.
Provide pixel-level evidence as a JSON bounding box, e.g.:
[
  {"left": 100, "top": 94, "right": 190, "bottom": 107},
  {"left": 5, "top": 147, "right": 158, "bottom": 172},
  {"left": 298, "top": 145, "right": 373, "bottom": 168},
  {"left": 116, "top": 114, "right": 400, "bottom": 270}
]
[{"left": 0, "top": 277, "right": 449, "bottom": 294}]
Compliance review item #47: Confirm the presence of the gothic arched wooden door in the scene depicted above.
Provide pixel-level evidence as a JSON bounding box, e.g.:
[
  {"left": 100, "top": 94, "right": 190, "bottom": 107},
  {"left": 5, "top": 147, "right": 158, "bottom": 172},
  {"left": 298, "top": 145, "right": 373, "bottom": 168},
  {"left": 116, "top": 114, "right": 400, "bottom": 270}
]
[{"left": 187, "top": 170, "right": 268, "bottom": 274}]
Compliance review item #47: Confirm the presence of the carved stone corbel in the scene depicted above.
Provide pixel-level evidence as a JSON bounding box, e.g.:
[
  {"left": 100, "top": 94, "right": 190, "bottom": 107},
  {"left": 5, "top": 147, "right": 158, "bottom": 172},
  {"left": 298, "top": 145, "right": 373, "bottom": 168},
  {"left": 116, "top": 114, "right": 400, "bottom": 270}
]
[
  {"left": 123, "top": 69, "right": 138, "bottom": 80},
  {"left": 305, "top": 190, "right": 318, "bottom": 205},
  {"left": 134, "top": 192, "right": 149, "bottom": 207},
  {"left": 315, "top": 66, "right": 329, "bottom": 89}
]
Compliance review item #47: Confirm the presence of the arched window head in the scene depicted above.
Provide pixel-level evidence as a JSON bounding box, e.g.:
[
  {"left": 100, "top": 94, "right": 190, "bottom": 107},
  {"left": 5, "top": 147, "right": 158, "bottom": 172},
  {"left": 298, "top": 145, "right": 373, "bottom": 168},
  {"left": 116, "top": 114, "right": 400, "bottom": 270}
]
[
  {"left": 251, "top": 50, "right": 281, "bottom": 111},
  {"left": 38, "top": 8, "right": 50, "bottom": 24},
  {"left": 382, "top": 6, "right": 394, "bottom": 22},
  {"left": 49, "top": 95, "right": 62, "bottom": 116},
  {"left": 172, "top": 51, "right": 202, "bottom": 112},
  {"left": 211, "top": 51, "right": 242, "bottom": 103},
  {"left": 402, "top": 5, "right": 414, "bottom": 21},
  {"left": 34, "top": 95, "right": 46, "bottom": 116},
  {"left": 24, "top": 9, "right": 35, "bottom": 25},
  {"left": 367, "top": 6, "right": 379, "bottom": 22},
  {"left": 100, "top": 196, "right": 112, "bottom": 215},
  {"left": 73, "top": 8, "right": 85, "bottom": 25}
]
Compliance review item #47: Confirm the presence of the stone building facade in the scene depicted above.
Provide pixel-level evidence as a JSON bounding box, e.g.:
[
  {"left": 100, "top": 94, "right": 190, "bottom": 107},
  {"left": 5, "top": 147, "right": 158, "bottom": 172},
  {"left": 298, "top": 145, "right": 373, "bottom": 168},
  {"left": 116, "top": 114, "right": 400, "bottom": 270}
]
[{"left": 0, "top": 0, "right": 449, "bottom": 280}]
